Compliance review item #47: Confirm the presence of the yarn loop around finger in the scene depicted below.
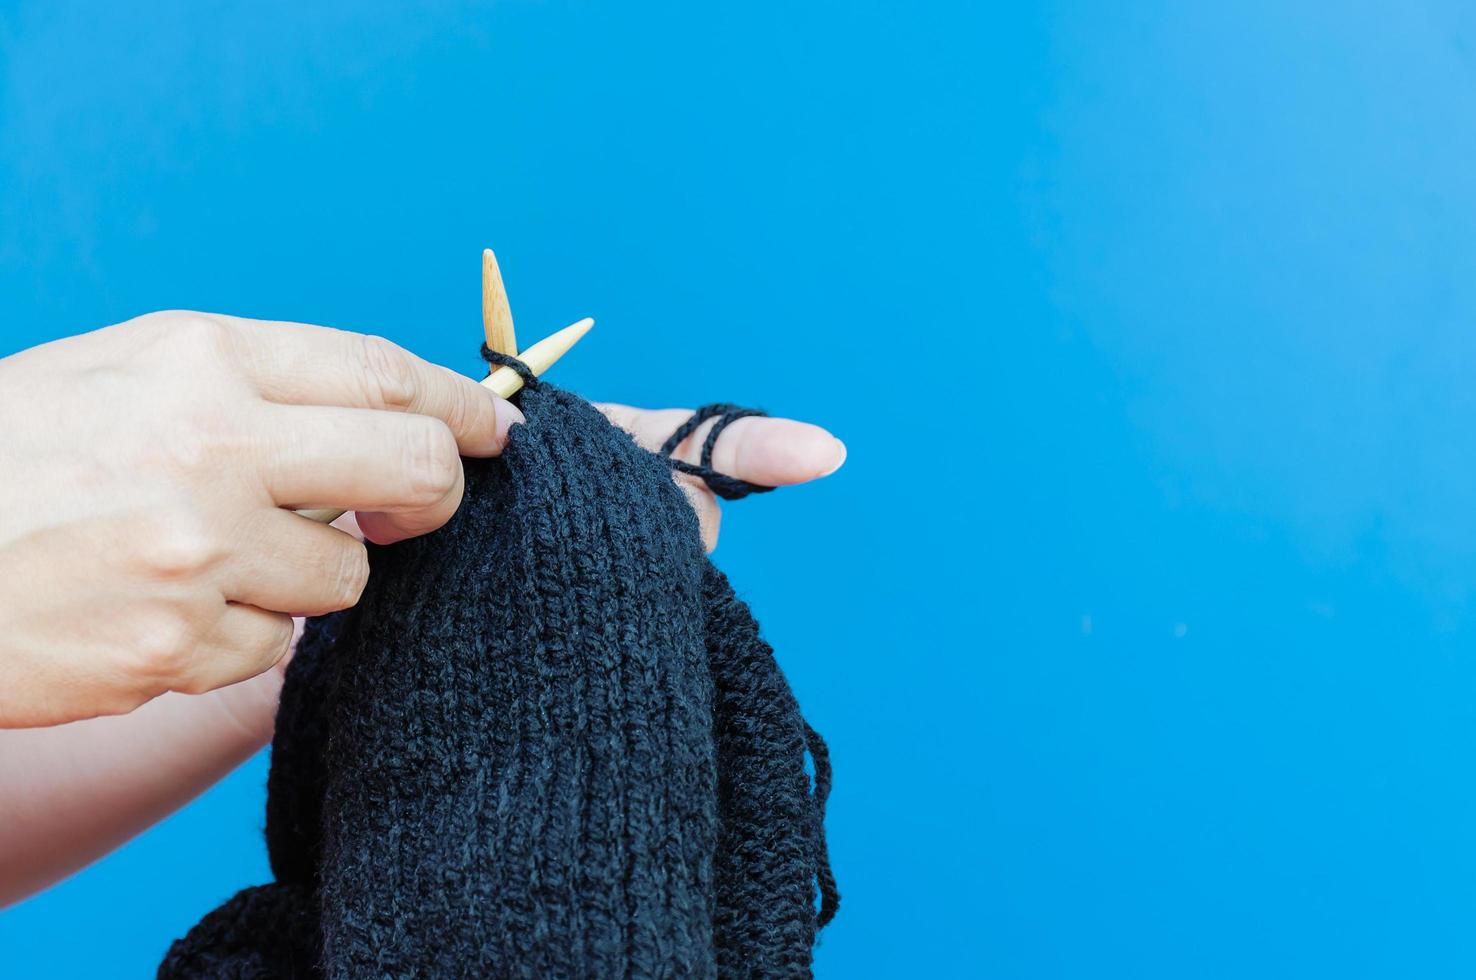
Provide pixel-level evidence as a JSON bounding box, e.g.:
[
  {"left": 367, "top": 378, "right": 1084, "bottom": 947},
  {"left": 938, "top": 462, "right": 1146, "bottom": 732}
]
[{"left": 659, "top": 404, "right": 776, "bottom": 501}]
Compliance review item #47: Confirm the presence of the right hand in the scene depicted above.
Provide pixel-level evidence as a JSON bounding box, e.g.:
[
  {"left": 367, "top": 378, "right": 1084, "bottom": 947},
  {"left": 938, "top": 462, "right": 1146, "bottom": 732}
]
[{"left": 0, "top": 311, "right": 521, "bottom": 727}]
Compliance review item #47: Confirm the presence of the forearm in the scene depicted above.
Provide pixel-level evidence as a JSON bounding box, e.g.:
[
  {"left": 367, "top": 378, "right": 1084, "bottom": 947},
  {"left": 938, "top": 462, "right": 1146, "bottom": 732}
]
[{"left": 0, "top": 666, "right": 282, "bottom": 907}]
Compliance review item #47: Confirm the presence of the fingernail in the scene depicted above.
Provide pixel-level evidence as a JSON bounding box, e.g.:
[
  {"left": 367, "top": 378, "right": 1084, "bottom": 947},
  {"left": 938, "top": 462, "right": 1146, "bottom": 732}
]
[
  {"left": 819, "top": 437, "right": 847, "bottom": 477},
  {"left": 493, "top": 394, "right": 526, "bottom": 449}
]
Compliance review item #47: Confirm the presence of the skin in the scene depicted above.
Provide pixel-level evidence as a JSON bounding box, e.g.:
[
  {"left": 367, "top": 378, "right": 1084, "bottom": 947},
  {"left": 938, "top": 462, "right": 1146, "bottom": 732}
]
[{"left": 0, "top": 310, "right": 845, "bottom": 907}]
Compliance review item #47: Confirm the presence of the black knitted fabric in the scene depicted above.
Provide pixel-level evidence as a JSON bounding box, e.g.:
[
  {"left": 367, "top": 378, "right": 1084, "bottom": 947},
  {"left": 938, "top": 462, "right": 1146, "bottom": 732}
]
[{"left": 160, "top": 382, "right": 836, "bottom": 978}]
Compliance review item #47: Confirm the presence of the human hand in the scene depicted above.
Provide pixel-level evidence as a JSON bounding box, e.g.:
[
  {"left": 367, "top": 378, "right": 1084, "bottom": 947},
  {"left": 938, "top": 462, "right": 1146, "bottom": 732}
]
[{"left": 0, "top": 311, "right": 521, "bottom": 727}]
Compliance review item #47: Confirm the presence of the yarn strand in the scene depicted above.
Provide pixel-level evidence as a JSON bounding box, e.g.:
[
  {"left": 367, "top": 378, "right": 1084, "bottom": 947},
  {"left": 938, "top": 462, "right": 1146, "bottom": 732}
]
[
  {"left": 804, "top": 721, "right": 841, "bottom": 928},
  {"left": 659, "top": 403, "right": 776, "bottom": 501},
  {"left": 480, "top": 344, "right": 540, "bottom": 388}
]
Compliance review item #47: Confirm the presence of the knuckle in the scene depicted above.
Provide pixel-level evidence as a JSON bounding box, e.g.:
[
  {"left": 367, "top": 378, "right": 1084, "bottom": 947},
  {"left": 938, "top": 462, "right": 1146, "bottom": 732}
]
[
  {"left": 135, "top": 512, "right": 227, "bottom": 580},
  {"left": 329, "top": 541, "right": 370, "bottom": 608},
  {"left": 171, "top": 671, "right": 216, "bottom": 696},
  {"left": 404, "top": 419, "right": 461, "bottom": 505},
  {"left": 122, "top": 608, "right": 197, "bottom": 687},
  {"left": 113, "top": 312, "right": 233, "bottom": 364},
  {"left": 251, "top": 613, "right": 297, "bottom": 671},
  {"left": 356, "top": 334, "right": 417, "bottom": 410},
  {"left": 159, "top": 311, "right": 234, "bottom": 352},
  {"left": 147, "top": 407, "right": 246, "bottom": 479},
  {"left": 273, "top": 614, "right": 296, "bottom": 658}
]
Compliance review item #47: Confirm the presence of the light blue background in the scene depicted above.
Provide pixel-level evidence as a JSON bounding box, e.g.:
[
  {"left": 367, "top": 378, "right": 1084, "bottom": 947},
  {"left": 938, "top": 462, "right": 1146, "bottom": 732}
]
[{"left": 4, "top": 1, "right": 1476, "bottom": 976}]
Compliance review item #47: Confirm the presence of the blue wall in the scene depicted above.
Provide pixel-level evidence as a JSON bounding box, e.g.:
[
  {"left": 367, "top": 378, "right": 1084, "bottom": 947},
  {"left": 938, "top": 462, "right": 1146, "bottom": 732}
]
[{"left": 4, "top": 2, "right": 1476, "bottom": 976}]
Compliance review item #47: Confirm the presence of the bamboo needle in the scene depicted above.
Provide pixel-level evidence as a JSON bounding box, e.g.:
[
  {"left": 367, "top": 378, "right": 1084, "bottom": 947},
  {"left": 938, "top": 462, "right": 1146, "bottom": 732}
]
[
  {"left": 295, "top": 316, "right": 594, "bottom": 526},
  {"left": 483, "top": 317, "right": 593, "bottom": 397},
  {"left": 481, "top": 248, "right": 518, "bottom": 356}
]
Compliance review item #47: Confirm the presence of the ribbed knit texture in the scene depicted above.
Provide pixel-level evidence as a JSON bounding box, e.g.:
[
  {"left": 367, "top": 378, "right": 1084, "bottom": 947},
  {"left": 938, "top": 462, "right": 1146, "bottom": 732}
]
[{"left": 160, "top": 382, "right": 835, "bottom": 978}]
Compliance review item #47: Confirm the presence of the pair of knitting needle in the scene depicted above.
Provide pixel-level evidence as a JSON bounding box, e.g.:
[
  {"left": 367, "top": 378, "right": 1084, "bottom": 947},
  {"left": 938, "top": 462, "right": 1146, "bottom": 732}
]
[
  {"left": 478, "top": 248, "right": 593, "bottom": 397},
  {"left": 300, "top": 249, "right": 591, "bottom": 525}
]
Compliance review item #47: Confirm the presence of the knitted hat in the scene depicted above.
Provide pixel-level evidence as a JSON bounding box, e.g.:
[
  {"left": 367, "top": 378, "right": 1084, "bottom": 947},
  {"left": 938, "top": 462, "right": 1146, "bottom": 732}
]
[{"left": 160, "top": 380, "right": 837, "bottom": 978}]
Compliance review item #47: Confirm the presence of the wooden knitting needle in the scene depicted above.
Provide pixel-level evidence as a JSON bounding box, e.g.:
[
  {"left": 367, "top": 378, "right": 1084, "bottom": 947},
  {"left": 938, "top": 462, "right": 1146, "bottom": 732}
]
[
  {"left": 483, "top": 316, "right": 593, "bottom": 398},
  {"left": 481, "top": 248, "right": 518, "bottom": 357},
  {"left": 479, "top": 243, "right": 593, "bottom": 397}
]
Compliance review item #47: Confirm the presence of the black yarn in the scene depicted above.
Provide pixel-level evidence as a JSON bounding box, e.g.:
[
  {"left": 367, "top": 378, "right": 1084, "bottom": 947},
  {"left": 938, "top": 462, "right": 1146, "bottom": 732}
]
[
  {"left": 161, "top": 380, "right": 835, "bottom": 978},
  {"left": 658, "top": 403, "right": 776, "bottom": 501},
  {"left": 803, "top": 721, "right": 840, "bottom": 929},
  {"left": 480, "top": 344, "right": 540, "bottom": 389}
]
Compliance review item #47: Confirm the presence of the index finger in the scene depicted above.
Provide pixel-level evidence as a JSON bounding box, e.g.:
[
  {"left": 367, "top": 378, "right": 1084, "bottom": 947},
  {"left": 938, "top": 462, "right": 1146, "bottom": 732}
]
[
  {"left": 597, "top": 404, "right": 847, "bottom": 487},
  {"left": 212, "top": 313, "right": 521, "bottom": 457}
]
